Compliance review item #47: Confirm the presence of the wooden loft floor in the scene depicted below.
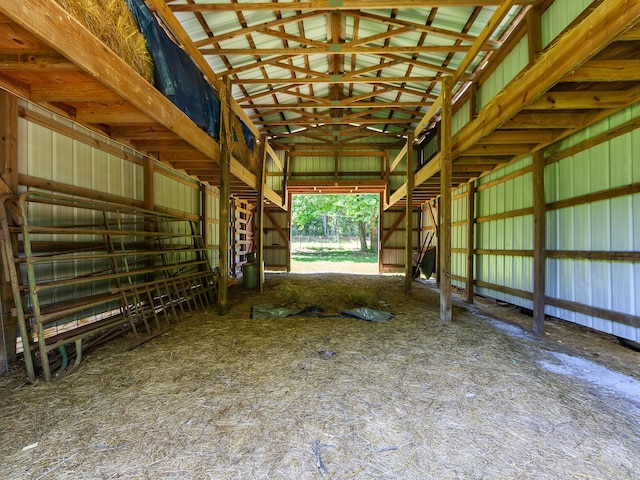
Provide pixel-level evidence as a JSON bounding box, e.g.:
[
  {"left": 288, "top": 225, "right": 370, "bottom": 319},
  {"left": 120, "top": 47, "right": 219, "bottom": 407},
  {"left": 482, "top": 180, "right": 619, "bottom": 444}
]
[{"left": 0, "top": 1, "right": 283, "bottom": 207}]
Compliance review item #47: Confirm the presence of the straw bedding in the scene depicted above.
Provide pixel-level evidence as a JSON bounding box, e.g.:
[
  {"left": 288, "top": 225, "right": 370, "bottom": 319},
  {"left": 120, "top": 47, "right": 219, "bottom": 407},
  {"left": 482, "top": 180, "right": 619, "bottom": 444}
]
[
  {"left": 1, "top": 274, "right": 639, "bottom": 479},
  {"left": 54, "top": 0, "right": 154, "bottom": 83}
]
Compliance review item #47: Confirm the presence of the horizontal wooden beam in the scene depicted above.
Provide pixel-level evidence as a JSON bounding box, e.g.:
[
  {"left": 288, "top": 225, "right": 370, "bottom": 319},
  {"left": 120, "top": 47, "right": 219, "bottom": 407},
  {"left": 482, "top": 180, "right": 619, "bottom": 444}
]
[
  {"left": 563, "top": 59, "right": 640, "bottom": 82},
  {"left": 203, "top": 45, "right": 477, "bottom": 56},
  {"left": 170, "top": 0, "right": 534, "bottom": 11},
  {"left": 526, "top": 90, "right": 632, "bottom": 110}
]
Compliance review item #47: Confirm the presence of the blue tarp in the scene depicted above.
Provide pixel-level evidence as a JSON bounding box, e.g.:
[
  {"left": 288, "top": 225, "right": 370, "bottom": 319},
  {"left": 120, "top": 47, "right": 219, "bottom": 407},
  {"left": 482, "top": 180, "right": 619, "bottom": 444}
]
[{"left": 126, "top": 0, "right": 221, "bottom": 140}]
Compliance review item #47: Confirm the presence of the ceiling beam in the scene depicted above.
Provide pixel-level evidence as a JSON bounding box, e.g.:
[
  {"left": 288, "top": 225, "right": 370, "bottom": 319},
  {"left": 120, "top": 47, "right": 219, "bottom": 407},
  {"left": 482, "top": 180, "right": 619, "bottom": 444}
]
[
  {"left": 169, "top": 1, "right": 534, "bottom": 12},
  {"left": 202, "top": 45, "right": 479, "bottom": 55},
  {"left": 234, "top": 75, "right": 440, "bottom": 84}
]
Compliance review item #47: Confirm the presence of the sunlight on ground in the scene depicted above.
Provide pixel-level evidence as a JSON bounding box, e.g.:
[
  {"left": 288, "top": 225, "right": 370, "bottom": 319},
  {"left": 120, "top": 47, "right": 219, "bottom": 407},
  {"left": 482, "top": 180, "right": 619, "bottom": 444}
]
[{"left": 290, "top": 240, "right": 378, "bottom": 274}]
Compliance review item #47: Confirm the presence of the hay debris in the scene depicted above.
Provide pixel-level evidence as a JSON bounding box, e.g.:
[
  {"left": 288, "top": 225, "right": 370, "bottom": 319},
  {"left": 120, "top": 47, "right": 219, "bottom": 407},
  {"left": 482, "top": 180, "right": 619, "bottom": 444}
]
[
  {"left": 274, "top": 280, "right": 381, "bottom": 313},
  {"left": 1, "top": 274, "right": 640, "bottom": 479},
  {"left": 54, "top": 0, "right": 154, "bottom": 83}
]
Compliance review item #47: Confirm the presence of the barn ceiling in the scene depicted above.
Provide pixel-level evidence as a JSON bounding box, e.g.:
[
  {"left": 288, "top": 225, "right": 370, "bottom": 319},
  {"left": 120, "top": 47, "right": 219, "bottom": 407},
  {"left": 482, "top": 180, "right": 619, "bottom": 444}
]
[{"left": 161, "top": 0, "right": 527, "bottom": 146}]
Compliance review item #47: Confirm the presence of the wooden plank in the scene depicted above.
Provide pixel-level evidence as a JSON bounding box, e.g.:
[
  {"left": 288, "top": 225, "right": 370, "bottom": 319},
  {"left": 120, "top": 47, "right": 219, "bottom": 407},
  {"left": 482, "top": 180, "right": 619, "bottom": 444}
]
[
  {"left": 476, "top": 129, "right": 556, "bottom": 144},
  {"left": 381, "top": 210, "right": 406, "bottom": 246},
  {"left": 18, "top": 174, "right": 145, "bottom": 208},
  {"left": 414, "top": 154, "right": 441, "bottom": 187},
  {"left": 413, "top": 96, "right": 442, "bottom": 137},
  {"left": 546, "top": 296, "right": 640, "bottom": 329},
  {"left": 257, "top": 135, "right": 268, "bottom": 293},
  {"left": 476, "top": 207, "right": 534, "bottom": 223},
  {"left": 563, "top": 59, "right": 640, "bottom": 82},
  {"left": 475, "top": 165, "right": 533, "bottom": 192},
  {"left": 532, "top": 151, "right": 546, "bottom": 335},
  {"left": 546, "top": 250, "right": 640, "bottom": 261},
  {"left": 0, "top": 90, "right": 18, "bottom": 192},
  {"left": 527, "top": 5, "right": 542, "bottom": 63},
  {"left": 404, "top": 133, "right": 414, "bottom": 295},
  {"left": 547, "top": 182, "right": 640, "bottom": 211},
  {"left": 475, "top": 279, "right": 534, "bottom": 301},
  {"left": 218, "top": 80, "right": 232, "bottom": 315},
  {"left": 172, "top": 1, "right": 535, "bottom": 12},
  {"left": 440, "top": 76, "right": 452, "bottom": 322},
  {"left": 526, "top": 90, "right": 631, "bottom": 110},
  {"left": 466, "top": 182, "right": 475, "bottom": 304},
  {"left": 265, "top": 209, "right": 290, "bottom": 247}
]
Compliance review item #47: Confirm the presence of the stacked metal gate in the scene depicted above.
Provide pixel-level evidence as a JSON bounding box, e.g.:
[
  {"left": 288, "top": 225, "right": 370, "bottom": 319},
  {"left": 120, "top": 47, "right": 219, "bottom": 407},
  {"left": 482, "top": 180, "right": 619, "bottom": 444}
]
[{"left": 0, "top": 191, "right": 216, "bottom": 381}]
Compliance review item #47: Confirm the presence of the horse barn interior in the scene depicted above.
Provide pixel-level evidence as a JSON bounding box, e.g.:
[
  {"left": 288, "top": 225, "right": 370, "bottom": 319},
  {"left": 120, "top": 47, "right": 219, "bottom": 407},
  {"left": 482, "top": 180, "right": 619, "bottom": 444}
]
[{"left": 1, "top": 0, "right": 640, "bottom": 477}]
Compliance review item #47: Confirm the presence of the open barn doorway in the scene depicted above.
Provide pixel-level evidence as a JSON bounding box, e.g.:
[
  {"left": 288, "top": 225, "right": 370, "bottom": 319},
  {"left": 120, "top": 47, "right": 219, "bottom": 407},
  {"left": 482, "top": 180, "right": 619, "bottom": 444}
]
[{"left": 290, "top": 193, "right": 380, "bottom": 274}]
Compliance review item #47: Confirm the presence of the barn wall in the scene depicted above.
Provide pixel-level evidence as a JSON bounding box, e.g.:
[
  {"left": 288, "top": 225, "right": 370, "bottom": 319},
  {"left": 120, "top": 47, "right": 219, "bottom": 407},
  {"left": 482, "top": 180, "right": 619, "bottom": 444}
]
[
  {"left": 380, "top": 207, "right": 419, "bottom": 274},
  {"left": 448, "top": 103, "right": 640, "bottom": 341},
  {"left": 451, "top": 184, "right": 469, "bottom": 289},
  {"left": 472, "top": 155, "right": 535, "bottom": 309},
  {"left": 541, "top": 0, "right": 593, "bottom": 48},
  {"left": 19, "top": 102, "right": 144, "bottom": 202},
  {"left": 264, "top": 206, "right": 289, "bottom": 271},
  {"left": 544, "top": 104, "right": 640, "bottom": 341},
  {"left": 477, "top": 35, "right": 529, "bottom": 111}
]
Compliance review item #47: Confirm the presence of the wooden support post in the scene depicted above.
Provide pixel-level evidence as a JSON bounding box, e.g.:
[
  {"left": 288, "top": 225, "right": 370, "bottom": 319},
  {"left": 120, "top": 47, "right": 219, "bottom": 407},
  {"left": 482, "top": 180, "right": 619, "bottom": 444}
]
[
  {"left": 533, "top": 151, "right": 546, "bottom": 334},
  {"left": 256, "top": 135, "right": 268, "bottom": 293},
  {"left": 143, "top": 156, "right": 156, "bottom": 282},
  {"left": 435, "top": 197, "right": 441, "bottom": 288},
  {"left": 404, "top": 133, "right": 414, "bottom": 294},
  {"left": 527, "top": 6, "right": 542, "bottom": 65},
  {"left": 218, "top": 80, "right": 232, "bottom": 315},
  {"left": 466, "top": 181, "right": 475, "bottom": 304},
  {"left": 201, "top": 184, "right": 209, "bottom": 258},
  {"left": 0, "top": 90, "right": 18, "bottom": 373},
  {"left": 384, "top": 151, "right": 390, "bottom": 207},
  {"left": 440, "top": 76, "right": 453, "bottom": 322}
]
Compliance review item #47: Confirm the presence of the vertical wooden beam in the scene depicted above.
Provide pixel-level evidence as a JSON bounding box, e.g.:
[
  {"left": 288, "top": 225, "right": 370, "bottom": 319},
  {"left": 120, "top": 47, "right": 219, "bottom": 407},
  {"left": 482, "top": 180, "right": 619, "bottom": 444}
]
[
  {"left": 384, "top": 151, "right": 390, "bottom": 207},
  {"left": 527, "top": 6, "right": 542, "bottom": 65},
  {"left": 286, "top": 191, "right": 292, "bottom": 272},
  {"left": 466, "top": 181, "right": 475, "bottom": 304},
  {"left": 201, "top": 184, "right": 209, "bottom": 257},
  {"left": 0, "top": 90, "right": 18, "bottom": 373},
  {"left": 256, "top": 135, "right": 268, "bottom": 293},
  {"left": 143, "top": 156, "right": 155, "bottom": 211},
  {"left": 0, "top": 91, "right": 18, "bottom": 192},
  {"left": 378, "top": 193, "right": 384, "bottom": 274},
  {"left": 435, "top": 197, "right": 441, "bottom": 287},
  {"left": 218, "top": 80, "right": 232, "bottom": 315},
  {"left": 404, "top": 133, "right": 414, "bottom": 294},
  {"left": 440, "top": 76, "right": 453, "bottom": 322},
  {"left": 282, "top": 152, "right": 290, "bottom": 206},
  {"left": 533, "top": 150, "right": 546, "bottom": 334},
  {"left": 333, "top": 152, "right": 339, "bottom": 184}
]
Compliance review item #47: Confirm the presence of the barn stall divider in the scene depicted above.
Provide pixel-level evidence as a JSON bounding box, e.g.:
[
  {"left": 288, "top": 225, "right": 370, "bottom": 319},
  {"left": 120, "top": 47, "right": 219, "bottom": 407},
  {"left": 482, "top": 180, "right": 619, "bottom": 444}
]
[{"left": 0, "top": 191, "right": 216, "bottom": 382}]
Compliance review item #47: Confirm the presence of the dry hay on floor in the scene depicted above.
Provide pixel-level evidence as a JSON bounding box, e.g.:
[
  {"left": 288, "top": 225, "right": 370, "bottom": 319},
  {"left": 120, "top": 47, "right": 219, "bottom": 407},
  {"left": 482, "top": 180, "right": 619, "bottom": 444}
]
[
  {"left": 54, "top": 0, "right": 154, "bottom": 83},
  {"left": 274, "top": 279, "right": 381, "bottom": 314},
  {"left": 1, "top": 274, "right": 640, "bottom": 479}
]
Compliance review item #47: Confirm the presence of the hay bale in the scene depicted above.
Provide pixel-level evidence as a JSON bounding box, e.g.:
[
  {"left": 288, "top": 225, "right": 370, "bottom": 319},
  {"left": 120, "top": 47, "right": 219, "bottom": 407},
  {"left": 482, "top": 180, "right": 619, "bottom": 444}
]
[
  {"left": 55, "top": 0, "right": 154, "bottom": 83},
  {"left": 274, "top": 280, "right": 381, "bottom": 314}
]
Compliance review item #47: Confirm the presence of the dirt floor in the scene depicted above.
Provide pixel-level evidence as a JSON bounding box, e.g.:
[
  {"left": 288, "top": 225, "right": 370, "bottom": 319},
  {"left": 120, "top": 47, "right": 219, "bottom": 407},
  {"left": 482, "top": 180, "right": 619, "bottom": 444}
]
[{"left": 1, "top": 273, "right": 640, "bottom": 479}]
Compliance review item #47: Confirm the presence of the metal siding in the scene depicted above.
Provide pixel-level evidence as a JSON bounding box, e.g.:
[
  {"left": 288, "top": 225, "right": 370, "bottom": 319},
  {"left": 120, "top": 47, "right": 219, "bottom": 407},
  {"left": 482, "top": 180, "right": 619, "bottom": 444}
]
[
  {"left": 474, "top": 156, "right": 533, "bottom": 308},
  {"left": 477, "top": 36, "right": 528, "bottom": 110},
  {"left": 541, "top": 0, "right": 592, "bottom": 48},
  {"left": 545, "top": 114, "right": 640, "bottom": 341},
  {"left": 452, "top": 101, "right": 470, "bottom": 136}
]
